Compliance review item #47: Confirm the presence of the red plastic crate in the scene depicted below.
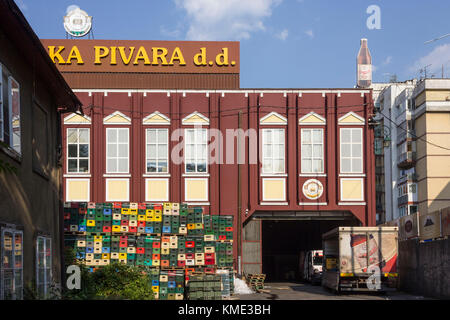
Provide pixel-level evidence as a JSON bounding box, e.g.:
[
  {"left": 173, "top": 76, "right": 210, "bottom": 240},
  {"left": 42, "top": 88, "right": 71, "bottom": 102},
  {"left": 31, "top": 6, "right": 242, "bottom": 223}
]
[
  {"left": 79, "top": 208, "right": 87, "bottom": 214},
  {"left": 177, "top": 260, "right": 186, "bottom": 267},
  {"left": 153, "top": 242, "right": 161, "bottom": 248},
  {"left": 185, "top": 241, "right": 195, "bottom": 248},
  {"left": 113, "top": 202, "right": 122, "bottom": 209},
  {"left": 119, "top": 241, "right": 127, "bottom": 247},
  {"left": 218, "top": 235, "right": 226, "bottom": 240},
  {"left": 205, "top": 253, "right": 215, "bottom": 259},
  {"left": 129, "top": 226, "right": 137, "bottom": 233},
  {"left": 205, "top": 259, "right": 215, "bottom": 265},
  {"left": 120, "top": 236, "right": 128, "bottom": 241},
  {"left": 136, "top": 247, "right": 145, "bottom": 254},
  {"left": 138, "top": 203, "right": 146, "bottom": 209},
  {"left": 103, "top": 226, "right": 111, "bottom": 233},
  {"left": 225, "top": 227, "right": 233, "bottom": 232},
  {"left": 153, "top": 204, "right": 163, "bottom": 211},
  {"left": 121, "top": 220, "right": 129, "bottom": 226},
  {"left": 152, "top": 254, "right": 160, "bottom": 260},
  {"left": 186, "top": 253, "right": 195, "bottom": 259},
  {"left": 161, "top": 260, "right": 169, "bottom": 267},
  {"left": 138, "top": 221, "right": 145, "bottom": 227}
]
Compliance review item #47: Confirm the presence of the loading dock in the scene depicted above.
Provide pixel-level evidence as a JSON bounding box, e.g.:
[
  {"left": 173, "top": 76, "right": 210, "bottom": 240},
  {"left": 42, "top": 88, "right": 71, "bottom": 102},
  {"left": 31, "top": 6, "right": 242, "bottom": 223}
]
[{"left": 242, "top": 211, "right": 360, "bottom": 281}]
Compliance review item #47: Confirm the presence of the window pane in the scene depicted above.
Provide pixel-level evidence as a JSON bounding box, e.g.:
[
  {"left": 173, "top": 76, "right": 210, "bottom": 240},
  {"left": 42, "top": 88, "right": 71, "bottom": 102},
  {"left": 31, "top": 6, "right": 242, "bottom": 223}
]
[
  {"left": 107, "top": 129, "right": 117, "bottom": 142},
  {"left": 186, "top": 130, "right": 194, "bottom": 143},
  {"left": 197, "top": 163, "right": 207, "bottom": 172},
  {"left": 79, "top": 159, "right": 89, "bottom": 172},
  {"left": 312, "top": 130, "right": 322, "bottom": 143},
  {"left": 67, "top": 129, "right": 78, "bottom": 143},
  {"left": 302, "top": 159, "right": 312, "bottom": 173},
  {"left": 185, "top": 145, "right": 194, "bottom": 159},
  {"left": 79, "top": 129, "right": 89, "bottom": 143},
  {"left": 276, "top": 130, "right": 284, "bottom": 143},
  {"left": 264, "top": 130, "right": 272, "bottom": 143},
  {"left": 313, "top": 159, "right": 323, "bottom": 172},
  {"left": 263, "top": 145, "right": 272, "bottom": 158},
  {"left": 3, "top": 232, "right": 13, "bottom": 269},
  {"left": 262, "top": 161, "right": 272, "bottom": 174},
  {"left": 148, "top": 130, "right": 156, "bottom": 143},
  {"left": 147, "top": 161, "right": 157, "bottom": 172},
  {"left": 158, "top": 145, "right": 167, "bottom": 159},
  {"left": 158, "top": 130, "right": 168, "bottom": 143},
  {"left": 118, "top": 159, "right": 128, "bottom": 172},
  {"left": 352, "top": 159, "right": 362, "bottom": 172},
  {"left": 107, "top": 144, "right": 117, "bottom": 157},
  {"left": 148, "top": 144, "right": 157, "bottom": 157},
  {"left": 302, "top": 130, "right": 311, "bottom": 143},
  {"left": 68, "top": 145, "right": 78, "bottom": 157},
  {"left": 352, "top": 129, "right": 362, "bottom": 143},
  {"left": 118, "top": 129, "right": 128, "bottom": 143},
  {"left": 302, "top": 145, "right": 312, "bottom": 158},
  {"left": 341, "top": 159, "right": 351, "bottom": 172},
  {"left": 68, "top": 159, "right": 78, "bottom": 172},
  {"left": 118, "top": 144, "right": 128, "bottom": 157},
  {"left": 274, "top": 159, "right": 284, "bottom": 173},
  {"left": 79, "top": 144, "right": 89, "bottom": 157},
  {"left": 352, "top": 144, "right": 362, "bottom": 157},
  {"left": 158, "top": 162, "right": 168, "bottom": 173},
  {"left": 275, "top": 145, "right": 284, "bottom": 159},
  {"left": 341, "top": 144, "right": 351, "bottom": 157},
  {"left": 198, "top": 145, "right": 207, "bottom": 159},
  {"left": 341, "top": 129, "right": 351, "bottom": 143},
  {"left": 186, "top": 163, "right": 195, "bottom": 172},
  {"left": 107, "top": 159, "right": 117, "bottom": 172},
  {"left": 313, "top": 145, "right": 322, "bottom": 158}
]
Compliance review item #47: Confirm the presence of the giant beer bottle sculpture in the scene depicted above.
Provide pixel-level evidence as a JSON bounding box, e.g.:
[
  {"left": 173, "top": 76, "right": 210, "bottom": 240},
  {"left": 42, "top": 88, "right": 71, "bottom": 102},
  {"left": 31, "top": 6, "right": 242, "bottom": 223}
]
[{"left": 357, "top": 38, "right": 372, "bottom": 88}]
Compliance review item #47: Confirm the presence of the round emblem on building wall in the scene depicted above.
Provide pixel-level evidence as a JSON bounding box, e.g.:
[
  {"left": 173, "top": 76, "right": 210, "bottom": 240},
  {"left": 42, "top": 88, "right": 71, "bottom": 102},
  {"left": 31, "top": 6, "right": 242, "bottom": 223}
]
[
  {"left": 64, "top": 7, "right": 92, "bottom": 37},
  {"left": 302, "top": 179, "right": 324, "bottom": 200}
]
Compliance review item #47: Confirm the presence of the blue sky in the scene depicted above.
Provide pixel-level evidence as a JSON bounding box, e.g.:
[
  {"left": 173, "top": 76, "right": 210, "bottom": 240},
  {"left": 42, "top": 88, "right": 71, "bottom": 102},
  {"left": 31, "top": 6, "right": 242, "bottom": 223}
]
[{"left": 15, "top": 0, "right": 450, "bottom": 88}]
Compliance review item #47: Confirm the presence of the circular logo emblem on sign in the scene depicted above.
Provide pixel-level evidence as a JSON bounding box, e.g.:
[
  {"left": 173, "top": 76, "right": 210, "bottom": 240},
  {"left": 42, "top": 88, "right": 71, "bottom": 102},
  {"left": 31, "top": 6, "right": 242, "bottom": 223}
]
[
  {"left": 64, "top": 7, "right": 92, "bottom": 37},
  {"left": 302, "top": 179, "right": 324, "bottom": 200}
]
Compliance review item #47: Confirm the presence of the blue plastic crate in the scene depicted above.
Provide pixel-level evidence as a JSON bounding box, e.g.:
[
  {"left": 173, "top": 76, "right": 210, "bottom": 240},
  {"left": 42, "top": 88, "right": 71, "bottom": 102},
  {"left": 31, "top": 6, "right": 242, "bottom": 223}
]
[
  {"left": 76, "top": 252, "right": 86, "bottom": 259},
  {"left": 102, "top": 247, "right": 110, "bottom": 253},
  {"left": 86, "top": 247, "right": 94, "bottom": 253},
  {"left": 152, "top": 280, "right": 159, "bottom": 286},
  {"left": 162, "top": 226, "right": 171, "bottom": 233},
  {"left": 78, "top": 225, "right": 87, "bottom": 232},
  {"left": 145, "top": 227, "right": 153, "bottom": 233},
  {"left": 103, "top": 208, "right": 112, "bottom": 215},
  {"left": 168, "top": 281, "right": 176, "bottom": 288}
]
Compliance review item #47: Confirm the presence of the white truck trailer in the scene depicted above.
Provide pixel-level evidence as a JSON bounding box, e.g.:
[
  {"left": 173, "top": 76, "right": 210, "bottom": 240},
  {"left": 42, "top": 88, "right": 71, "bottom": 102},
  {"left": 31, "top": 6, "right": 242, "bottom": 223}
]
[{"left": 322, "top": 226, "right": 399, "bottom": 292}]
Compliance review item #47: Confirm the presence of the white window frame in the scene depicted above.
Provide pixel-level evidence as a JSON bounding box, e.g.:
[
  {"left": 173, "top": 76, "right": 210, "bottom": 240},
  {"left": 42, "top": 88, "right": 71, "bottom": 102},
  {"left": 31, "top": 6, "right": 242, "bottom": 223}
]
[
  {"left": 145, "top": 128, "right": 169, "bottom": 174},
  {"left": 184, "top": 128, "right": 208, "bottom": 174},
  {"left": 66, "top": 128, "right": 90, "bottom": 174},
  {"left": 340, "top": 128, "right": 363, "bottom": 174},
  {"left": 106, "top": 127, "right": 130, "bottom": 174},
  {"left": 0, "top": 64, "right": 3, "bottom": 142},
  {"left": 1, "top": 227, "right": 23, "bottom": 300},
  {"left": 261, "top": 128, "right": 285, "bottom": 175},
  {"left": 36, "top": 236, "right": 52, "bottom": 298},
  {"left": 8, "top": 76, "right": 21, "bottom": 154},
  {"left": 301, "top": 128, "right": 324, "bottom": 173}
]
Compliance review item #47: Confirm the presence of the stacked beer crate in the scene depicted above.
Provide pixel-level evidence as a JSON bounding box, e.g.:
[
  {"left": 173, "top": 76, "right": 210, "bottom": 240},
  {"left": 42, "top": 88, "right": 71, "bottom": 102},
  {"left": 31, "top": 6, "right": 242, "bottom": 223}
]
[
  {"left": 186, "top": 274, "right": 223, "bottom": 300},
  {"left": 63, "top": 202, "right": 235, "bottom": 299}
]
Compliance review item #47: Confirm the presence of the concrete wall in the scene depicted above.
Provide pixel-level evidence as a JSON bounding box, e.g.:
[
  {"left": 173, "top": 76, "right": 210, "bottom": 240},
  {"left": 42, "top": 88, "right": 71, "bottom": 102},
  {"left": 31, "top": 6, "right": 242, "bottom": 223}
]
[{"left": 398, "top": 238, "right": 450, "bottom": 298}]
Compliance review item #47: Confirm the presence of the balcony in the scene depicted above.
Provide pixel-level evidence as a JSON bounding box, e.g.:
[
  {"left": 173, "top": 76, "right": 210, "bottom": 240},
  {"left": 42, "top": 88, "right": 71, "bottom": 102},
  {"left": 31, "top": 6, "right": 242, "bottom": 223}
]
[
  {"left": 397, "top": 129, "right": 415, "bottom": 144},
  {"left": 398, "top": 195, "right": 409, "bottom": 206},
  {"left": 398, "top": 172, "right": 417, "bottom": 184},
  {"left": 397, "top": 152, "right": 416, "bottom": 169}
]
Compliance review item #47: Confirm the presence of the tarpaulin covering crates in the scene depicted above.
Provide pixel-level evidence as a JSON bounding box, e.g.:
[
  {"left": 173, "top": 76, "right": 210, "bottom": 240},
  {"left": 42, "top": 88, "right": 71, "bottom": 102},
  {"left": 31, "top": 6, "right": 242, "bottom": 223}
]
[{"left": 63, "top": 201, "right": 235, "bottom": 300}]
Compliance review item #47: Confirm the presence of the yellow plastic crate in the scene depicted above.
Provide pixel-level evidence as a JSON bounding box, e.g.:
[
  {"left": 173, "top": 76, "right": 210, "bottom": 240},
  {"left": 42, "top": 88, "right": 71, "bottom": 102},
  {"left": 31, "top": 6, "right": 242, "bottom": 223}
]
[{"left": 87, "top": 220, "right": 95, "bottom": 226}]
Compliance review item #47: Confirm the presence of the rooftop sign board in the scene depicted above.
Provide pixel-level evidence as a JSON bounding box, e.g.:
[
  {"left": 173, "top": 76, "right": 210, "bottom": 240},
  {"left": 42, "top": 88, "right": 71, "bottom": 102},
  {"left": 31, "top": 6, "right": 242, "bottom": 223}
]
[{"left": 40, "top": 39, "right": 240, "bottom": 74}]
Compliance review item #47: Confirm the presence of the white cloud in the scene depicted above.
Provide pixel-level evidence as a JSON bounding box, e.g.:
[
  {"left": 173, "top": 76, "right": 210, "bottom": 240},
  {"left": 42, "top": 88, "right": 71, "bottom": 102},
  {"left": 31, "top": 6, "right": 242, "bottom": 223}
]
[
  {"left": 175, "top": 0, "right": 282, "bottom": 40},
  {"left": 276, "top": 29, "right": 288, "bottom": 41},
  {"left": 160, "top": 26, "right": 181, "bottom": 38},
  {"left": 383, "top": 56, "right": 392, "bottom": 65},
  {"left": 304, "top": 29, "right": 314, "bottom": 38},
  {"left": 411, "top": 43, "right": 450, "bottom": 75}
]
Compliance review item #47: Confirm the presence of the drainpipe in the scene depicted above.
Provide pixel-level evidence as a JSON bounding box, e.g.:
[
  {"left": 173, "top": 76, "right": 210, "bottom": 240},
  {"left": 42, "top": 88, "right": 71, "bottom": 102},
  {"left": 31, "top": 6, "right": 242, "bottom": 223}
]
[{"left": 237, "top": 111, "right": 243, "bottom": 277}]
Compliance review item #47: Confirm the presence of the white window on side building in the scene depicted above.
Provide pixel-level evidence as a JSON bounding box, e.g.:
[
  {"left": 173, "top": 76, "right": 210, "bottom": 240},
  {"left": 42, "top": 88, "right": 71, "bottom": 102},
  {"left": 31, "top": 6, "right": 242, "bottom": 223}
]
[
  {"left": 1, "top": 228, "right": 23, "bottom": 300},
  {"left": 8, "top": 77, "right": 21, "bottom": 154},
  {"left": 340, "top": 128, "right": 363, "bottom": 173},
  {"left": 146, "top": 128, "right": 169, "bottom": 173},
  {"left": 262, "top": 128, "right": 285, "bottom": 174},
  {"left": 106, "top": 128, "right": 129, "bottom": 173},
  {"left": 301, "top": 128, "right": 324, "bottom": 173},
  {"left": 36, "top": 236, "right": 52, "bottom": 298},
  {"left": 185, "top": 128, "right": 207, "bottom": 173},
  {"left": 67, "top": 128, "right": 90, "bottom": 173}
]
